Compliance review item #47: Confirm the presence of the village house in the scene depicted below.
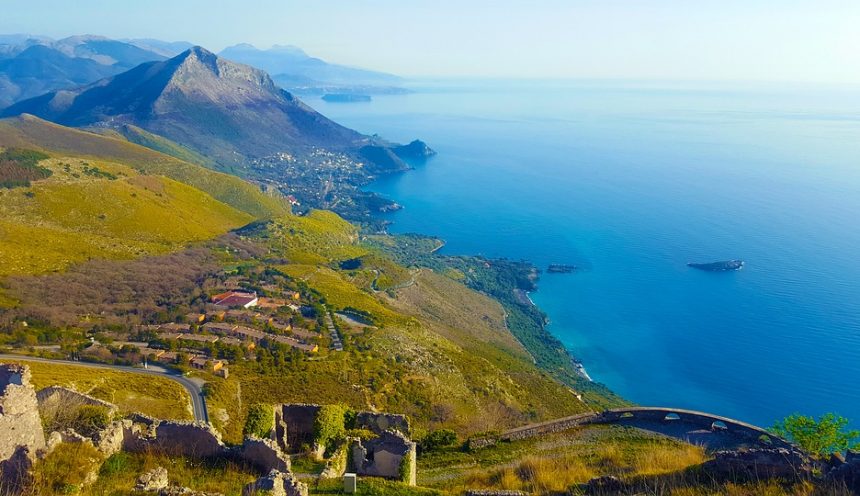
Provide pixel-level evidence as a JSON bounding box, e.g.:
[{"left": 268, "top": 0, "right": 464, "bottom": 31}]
[
  {"left": 202, "top": 322, "right": 238, "bottom": 335},
  {"left": 211, "top": 290, "right": 259, "bottom": 309},
  {"left": 190, "top": 357, "right": 228, "bottom": 372},
  {"left": 158, "top": 332, "right": 220, "bottom": 344},
  {"left": 185, "top": 313, "right": 206, "bottom": 324},
  {"left": 160, "top": 323, "right": 191, "bottom": 333}
]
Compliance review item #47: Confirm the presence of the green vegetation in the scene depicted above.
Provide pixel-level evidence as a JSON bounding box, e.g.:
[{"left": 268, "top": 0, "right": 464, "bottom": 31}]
[
  {"left": 46, "top": 404, "right": 111, "bottom": 438},
  {"left": 2, "top": 359, "right": 193, "bottom": 420},
  {"left": 243, "top": 403, "right": 274, "bottom": 439},
  {"left": 771, "top": 413, "right": 860, "bottom": 457},
  {"left": 309, "top": 478, "right": 442, "bottom": 495},
  {"left": 29, "top": 442, "right": 104, "bottom": 496},
  {"left": 314, "top": 404, "right": 350, "bottom": 451},
  {"left": 0, "top": 147, "right": 52, "bottom": 188},
  {"left": 0, "top": 115, "right": 289, "bottom": 219},
  {"left": 0, "top": 154, "right": 252, "bottom": 276},
  {"left": 418, "top": 429, "right": 458, "bottom": 453}
]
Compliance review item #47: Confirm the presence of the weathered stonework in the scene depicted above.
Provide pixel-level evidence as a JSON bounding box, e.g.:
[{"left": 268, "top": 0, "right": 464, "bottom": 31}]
[
  {"left": 0, "top": 365, "right": 46, "bottom": 495},
  {"left": 349, "top": 430, "right": 416, "bottom": 486},
  {"left": 135, "top": 466, "right": 169, "bottom": 492},
  {"left": 354, "top": 412, "right": 410, "bottom": 436},
  {"left": 239, "top": 437, "right": 291, "bottom": 473},
  {"left": 150, "top": 421, "right": 227, "bottom": 458},
  {"left": 242, "top": 470, "right": 308, "bottom": 496}
]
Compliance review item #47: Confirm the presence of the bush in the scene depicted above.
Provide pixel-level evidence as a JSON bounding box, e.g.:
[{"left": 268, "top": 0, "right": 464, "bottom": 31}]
[
  {"left": 243, "top": 403, "right": 274, "bottom": 439},
  {"left": 419, "top": 429, "right": 458, "bottom": 453},
  {"left": 72, "top": 405, "right": 111, "bottom": 437},
  {"left": 771, "top": 413, "right": 860, "bottom": 456},
  {"left": 314, "top": 404, "right": 349, "bottom": 450}
]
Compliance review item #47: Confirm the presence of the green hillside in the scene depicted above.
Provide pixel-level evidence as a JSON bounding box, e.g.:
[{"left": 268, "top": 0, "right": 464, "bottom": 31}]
[
  {"left": 0, "top": 154, "right": 252, "bottom": 276},
  {"left": 0, "top": 115, "right": 289, "bottom": 219}
]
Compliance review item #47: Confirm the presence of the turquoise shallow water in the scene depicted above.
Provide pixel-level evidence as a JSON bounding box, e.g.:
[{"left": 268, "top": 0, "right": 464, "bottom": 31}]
[{"left": 311, "top": 80, "right": 860, "bottom": 427}]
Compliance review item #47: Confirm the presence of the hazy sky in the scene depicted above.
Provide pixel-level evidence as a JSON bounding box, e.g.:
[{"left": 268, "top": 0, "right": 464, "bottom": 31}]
[{"left": 3, "top": 0, "right": 860, "bottom": 83}]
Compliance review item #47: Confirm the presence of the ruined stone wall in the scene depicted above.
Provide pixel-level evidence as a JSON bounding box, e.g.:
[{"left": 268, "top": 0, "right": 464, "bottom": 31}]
[
  {"left": 274, "top": 404, "right": 411, "bottom": 453},
  {"left": 349, "top": 430, "right": 416, "bottom": 485},
  {"left": 355, "top": 412, "right": 410, "bottom": 436},
  {"left": 275, "top": 404, "right": 320, "bottom": 452},
  {"left": 0, "top": 365, "right": 46, "bottom": 494},
  {"left": 36, "top": 386, "right": 118, "bottom": 417}
]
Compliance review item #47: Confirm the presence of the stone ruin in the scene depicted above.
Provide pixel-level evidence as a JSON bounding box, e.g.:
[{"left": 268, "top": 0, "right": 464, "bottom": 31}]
[
  {"left": 273, "top": 403, "right": 411, "bottom": 454},
  {"left": 0, "top": 363, "right": 305, "bottom": 495},
  {"left": 0, "top": 364, "right": 45, "bottom": 494},
  {"left": 349, "top": 430, "right": 417, "bottom": 486},
  {"left": 242, "top": 469, "right": 307, "bottom": 496}
]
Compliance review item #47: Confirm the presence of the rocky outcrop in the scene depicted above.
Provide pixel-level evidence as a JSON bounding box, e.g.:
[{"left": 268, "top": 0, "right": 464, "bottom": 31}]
[
  {"left": 585, "top": 475, "right": 624, "bottom": 495},
  {"left": 135, "top": 467, "right": 169, "bottom": 492},
  {"left": 701, "top": 447, "right": 814, "bottom": 480},
  {"left": 826, "top": 450, "right": 860, "bottom": 494},
  {"left": 239, "top": 437, "right": 291, "bottom": 473},
  {"left": 242, "top": 470, "right": 308, "bottom": 496},
  {"left": 0, "top": 365, "right": 46, "bottom": 495}
]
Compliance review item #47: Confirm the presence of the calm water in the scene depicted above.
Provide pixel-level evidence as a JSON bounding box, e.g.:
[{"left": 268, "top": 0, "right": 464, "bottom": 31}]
[{"left": 312, "top": 80, "right": 860, "bottom": 428}]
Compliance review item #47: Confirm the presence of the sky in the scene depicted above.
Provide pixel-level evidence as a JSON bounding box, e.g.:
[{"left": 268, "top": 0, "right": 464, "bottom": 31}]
[{"left": 2, "top": 0, "right": 860, "bottom": 83}]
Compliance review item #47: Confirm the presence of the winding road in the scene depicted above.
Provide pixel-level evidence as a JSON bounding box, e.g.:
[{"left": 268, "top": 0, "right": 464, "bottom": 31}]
[{"left": 0, "top": 354, "right": 208, "bottom": 423}]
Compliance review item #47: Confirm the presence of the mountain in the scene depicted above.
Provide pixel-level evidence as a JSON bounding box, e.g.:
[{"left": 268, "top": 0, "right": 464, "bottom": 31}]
[
  {"left": 219, "top": 43, "right": 403, "bottom": 89},
  {"left": 123, "top": 38, "right": 195, "bottom": 58},
  {"left": 1, "top": 47, "right": 396, "bottom": 169},
  {"left": 0, "top": 35, "right": 165, "bottom": 107},
  {"left": 0, "top": 45, "right": 118, "bottom": 107},
  {"left": 50, "top": 35, "right": 166, "bottom": 69}
]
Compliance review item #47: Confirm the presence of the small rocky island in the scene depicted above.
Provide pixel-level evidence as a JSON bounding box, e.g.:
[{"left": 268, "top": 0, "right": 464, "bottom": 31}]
[{"left": 688, "top": 260, "right": 745, "bottom": 272}]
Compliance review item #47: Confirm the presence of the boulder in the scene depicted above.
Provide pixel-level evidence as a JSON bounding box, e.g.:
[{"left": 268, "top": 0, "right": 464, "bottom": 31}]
[
  {"left": 135, "top": 466, "right": 169, "bottom": 492},
  {"left": 701, "top": 448, "right": 814, "bottom": 481},
  {"left": 585, "top": 475, "right": 624, "bottom": 495}
]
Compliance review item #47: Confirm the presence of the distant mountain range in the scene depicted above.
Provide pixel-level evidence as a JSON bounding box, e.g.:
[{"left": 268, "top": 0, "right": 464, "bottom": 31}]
[
  {"left": 218, "top": 43, "right": 406, "bottom": 94},
  {"left": 0, "top": 35, "right": 408, "bottom": 108},
  {"left": 0, "top": 35, "right": 167, "bottom": 107}
]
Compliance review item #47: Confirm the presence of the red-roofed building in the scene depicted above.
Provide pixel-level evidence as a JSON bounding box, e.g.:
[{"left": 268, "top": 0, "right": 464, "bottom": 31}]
[{"left": 211, "top": 291, "right": 259, "bottom": 309}]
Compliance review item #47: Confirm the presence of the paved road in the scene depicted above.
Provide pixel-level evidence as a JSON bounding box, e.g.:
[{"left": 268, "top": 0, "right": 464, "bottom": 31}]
[{"left": 0, "top": 354, "right": 208, "bottom": 423}]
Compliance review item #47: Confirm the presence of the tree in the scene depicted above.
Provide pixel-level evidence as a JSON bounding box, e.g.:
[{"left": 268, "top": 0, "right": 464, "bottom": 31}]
[
  {"left": 243, "top": 403, "right": 274, "bottom": 439},
  {"left": 313, "top": 404, "right": 349, "bottom": 451},
  {"left": 771, "top": 413, "right": 859, "bottom": 456}
]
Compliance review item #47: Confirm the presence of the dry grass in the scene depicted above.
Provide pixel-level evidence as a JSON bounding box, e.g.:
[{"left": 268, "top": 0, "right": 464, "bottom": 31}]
[{"left": 1, "top": 359, "right": 193, "bottom": 420}]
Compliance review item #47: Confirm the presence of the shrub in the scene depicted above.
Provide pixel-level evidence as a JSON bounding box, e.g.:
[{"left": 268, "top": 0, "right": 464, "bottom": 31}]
[
  {"left": 243, "top": 403, "right": 274, "bottom": 439},
  {"left": 419, "top": 429, "right": 458, "bottom": 453},
  {"left": 771, "top": 413, "right": 860, "bottom": 457},
  {"left": 73, "top": 405, "right": 111, "bottom": 437},
  {"left": 314, "top": 404, "right": 349, "bottom": 450}
]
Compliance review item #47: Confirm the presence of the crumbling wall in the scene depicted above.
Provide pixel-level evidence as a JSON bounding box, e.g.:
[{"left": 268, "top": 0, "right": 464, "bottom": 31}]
[
  {"left": 0, "top": 364, "right": 46, "bottom": 495},
  {"left": 275, "top": 404, "right": 320, "bottom": 453},
  {"left": 274, "top": 404, "right": 411, "bottom": 453},
  {"left": 239, "top": 438, "right": 291, "bottom": 474},
  {"left": 36, "top": 386, "right": 118, "bottom": 418},
  {"left": 355, "top": 412, "right": 410, "bottom": 436},
  {"left": 349, "top": 430, "right": 416, "bottom": 486},
  {"left": 124, "top": 421, "right": 228, "bottom": 459},
  {"left": 242, "top": 470, "right": 308, "bottom": 496}
]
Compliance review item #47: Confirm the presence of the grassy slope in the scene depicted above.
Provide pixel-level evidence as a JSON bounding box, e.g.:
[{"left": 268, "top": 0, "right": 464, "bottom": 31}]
[
  {"left": 0, "top": 359, "right": 193, "bottom": 420},
  {"left": 208, "top": 210, "right": 591, "bottom": 442},
  {"left": 0, "top": 115, "right": 289, "bottom": 219},
  {"left": 0, "top": 156, "right": 251, "bottom": 276},
  {"left": 92, "top": 123, "right": 219, "bottom": 169}
]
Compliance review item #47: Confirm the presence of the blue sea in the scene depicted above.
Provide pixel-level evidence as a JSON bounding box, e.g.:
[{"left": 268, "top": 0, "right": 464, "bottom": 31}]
[{"left": 311, "top": 80, "right": 860, "bottom": 428}]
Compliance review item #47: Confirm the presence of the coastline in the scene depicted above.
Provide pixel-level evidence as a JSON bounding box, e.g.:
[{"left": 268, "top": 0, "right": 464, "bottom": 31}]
[{"left": 525, "top": 290, "right": 594, "bottom": 382}]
